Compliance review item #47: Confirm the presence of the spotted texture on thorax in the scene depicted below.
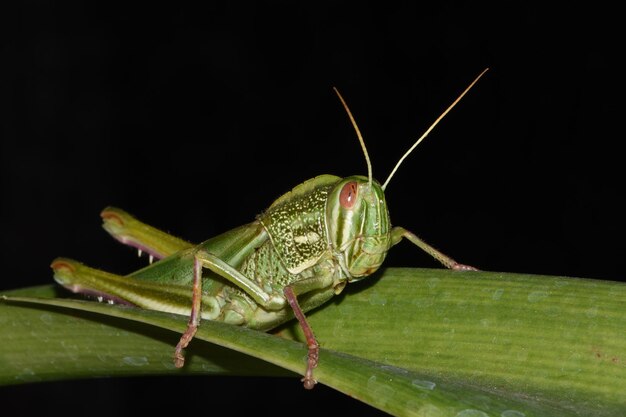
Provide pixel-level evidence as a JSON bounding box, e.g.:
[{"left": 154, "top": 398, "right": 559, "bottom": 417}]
[
  {"left": 239, "top": 238, "right": 295, "bottom": 291},
  {"left": 259, "top": 183, "right": 334, "bottom": 274}
]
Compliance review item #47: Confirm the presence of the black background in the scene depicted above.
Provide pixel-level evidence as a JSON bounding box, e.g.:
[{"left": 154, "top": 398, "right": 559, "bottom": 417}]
[{"left": 2, "top": 2, "right": 624, "bottom": 416}]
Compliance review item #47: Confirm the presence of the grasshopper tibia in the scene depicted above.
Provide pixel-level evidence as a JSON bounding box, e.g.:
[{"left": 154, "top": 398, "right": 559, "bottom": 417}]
[
  {"left": 284, "top": 286, "right": 319, "bottom": 389},
  {"left": 174, "top": 255, "right": 204, "bottom": 368}
]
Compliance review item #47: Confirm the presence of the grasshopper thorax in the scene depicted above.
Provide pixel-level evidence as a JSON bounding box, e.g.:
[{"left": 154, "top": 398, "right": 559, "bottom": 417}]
[{"left": 326, "top": 176, "right": 391, "bottom": 281}]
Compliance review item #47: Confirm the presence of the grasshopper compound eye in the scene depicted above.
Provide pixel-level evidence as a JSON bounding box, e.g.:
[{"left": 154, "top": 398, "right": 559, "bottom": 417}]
[{"left": 340, "top": 181, "right": 358, "bottom": 209}]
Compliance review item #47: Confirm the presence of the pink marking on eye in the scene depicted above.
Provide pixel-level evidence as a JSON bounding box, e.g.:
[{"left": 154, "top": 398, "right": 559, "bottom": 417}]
[{"left": 339, "top": 181, "right": 358, "bottom": 209}]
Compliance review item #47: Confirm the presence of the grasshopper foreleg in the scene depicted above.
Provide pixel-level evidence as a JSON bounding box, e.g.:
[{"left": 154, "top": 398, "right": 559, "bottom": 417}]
[
  {"left": 391, "top": 227, "right": 478, "bottom": 271},
  {"left": 284, "top": 286, "right": 319, "bottom": 390},
  {"left": 280, "top": 274, "right": 334, "bottom": 389}
]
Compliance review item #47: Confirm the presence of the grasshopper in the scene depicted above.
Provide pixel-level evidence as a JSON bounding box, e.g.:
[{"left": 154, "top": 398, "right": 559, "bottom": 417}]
[{"left": 52, "top": 68, "right": 487, "bottom": 389}]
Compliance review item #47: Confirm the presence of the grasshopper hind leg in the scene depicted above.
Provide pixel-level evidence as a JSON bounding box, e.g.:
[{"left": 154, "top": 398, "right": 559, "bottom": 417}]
[
  {"left": 51, "top": 258, "right": 137, "bottom": 306},
  {"left": 52, "top": 256, "right": 205, "bottom": 369},
  {"left": 101, "top": 207, "right": 194, "bottom": 261}
]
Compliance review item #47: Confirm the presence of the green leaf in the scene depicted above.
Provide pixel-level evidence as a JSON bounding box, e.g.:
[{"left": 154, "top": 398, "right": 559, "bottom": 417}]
[{"left": 1, "top": 268, "right": 625, "bottom": 416}]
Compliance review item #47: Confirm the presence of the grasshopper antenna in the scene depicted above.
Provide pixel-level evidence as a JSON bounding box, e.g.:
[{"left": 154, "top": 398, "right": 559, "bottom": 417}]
[
  {"left": 333, "top": 87, "right": 373, "bottom": 187},
  {"left": 382, "top": 67, "right": 489, "bottom": 191}
]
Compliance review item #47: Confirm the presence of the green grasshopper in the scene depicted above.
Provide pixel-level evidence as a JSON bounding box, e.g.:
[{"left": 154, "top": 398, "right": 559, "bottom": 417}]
[{"left": 52, "top": 68, "right": 487, "bottom": 389}]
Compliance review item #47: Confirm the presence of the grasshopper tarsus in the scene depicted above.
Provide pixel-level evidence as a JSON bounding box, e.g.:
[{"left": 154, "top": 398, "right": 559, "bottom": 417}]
[
  {"left": 452, "top": 263, "right": 479, "bottom": 271},
  {"left": 303, "top": 375, "right": 317, "bottom": 390},
  {"left": 303, "top": 341, "right": 320, "bottom": 389},
  {"left": 174, "top": 327, "right": 196, "bottom": 368},
  {"left": 174, "top": 353, "right": 185, "bottom": 369}
]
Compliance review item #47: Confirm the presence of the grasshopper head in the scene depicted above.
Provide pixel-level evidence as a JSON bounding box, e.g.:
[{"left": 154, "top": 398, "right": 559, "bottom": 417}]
[
  {"left": 329, "top": 70, "right": 488, "bottom": 280},
  {"left": 326, "top": 176, "right": 391, "bottom": 281}
]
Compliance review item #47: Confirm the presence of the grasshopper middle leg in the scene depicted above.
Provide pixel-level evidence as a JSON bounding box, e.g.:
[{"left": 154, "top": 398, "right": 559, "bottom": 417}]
[
  {"left": 182, "top": 250, "right": 333, "bottom": 388},
  {"left": 174, "top": 256, "right": 203, "bottom": 368}
]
